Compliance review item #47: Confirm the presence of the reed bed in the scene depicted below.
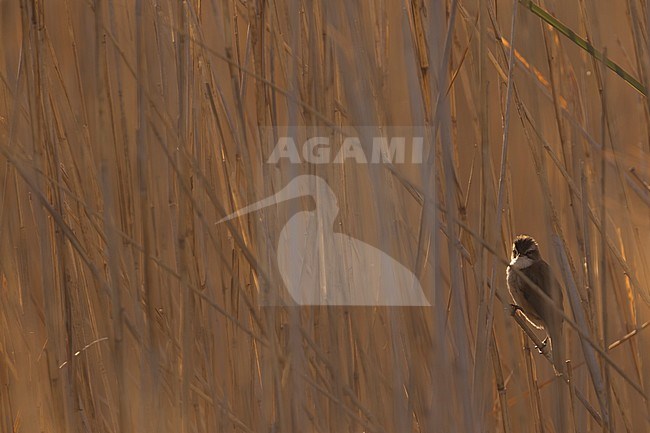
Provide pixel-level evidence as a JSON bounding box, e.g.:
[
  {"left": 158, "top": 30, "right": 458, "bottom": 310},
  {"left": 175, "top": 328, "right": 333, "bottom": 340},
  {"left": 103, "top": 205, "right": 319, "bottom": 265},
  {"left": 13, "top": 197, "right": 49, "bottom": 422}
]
[{"left": 0, "top": 0, "right": 649, "bottom": 432}]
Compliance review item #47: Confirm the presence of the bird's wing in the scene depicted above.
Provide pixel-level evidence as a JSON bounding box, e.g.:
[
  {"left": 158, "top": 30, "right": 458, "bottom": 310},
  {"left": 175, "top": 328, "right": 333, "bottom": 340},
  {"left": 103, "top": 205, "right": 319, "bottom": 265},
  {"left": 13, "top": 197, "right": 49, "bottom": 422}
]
[
  {"left": 526, "top": 260, "right": 558, "bottom": 300},
  {"left": 523, "top": 260, "right": 564, "bottom": 324}
]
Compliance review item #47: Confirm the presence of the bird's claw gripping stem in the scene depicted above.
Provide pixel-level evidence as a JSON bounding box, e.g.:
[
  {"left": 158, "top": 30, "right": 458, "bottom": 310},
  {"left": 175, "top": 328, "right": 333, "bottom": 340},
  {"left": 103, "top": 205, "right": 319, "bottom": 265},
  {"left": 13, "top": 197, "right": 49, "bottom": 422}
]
[{"left": 534, "top": 337, "right": 550, "bottom": 354}]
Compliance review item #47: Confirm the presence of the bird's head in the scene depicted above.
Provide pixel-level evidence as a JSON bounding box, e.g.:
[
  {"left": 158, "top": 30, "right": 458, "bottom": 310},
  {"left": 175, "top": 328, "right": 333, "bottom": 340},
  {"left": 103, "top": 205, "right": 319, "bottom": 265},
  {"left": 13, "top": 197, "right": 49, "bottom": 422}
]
[{"left": 509, "top": 235, "right": 541, "bottom": 269}]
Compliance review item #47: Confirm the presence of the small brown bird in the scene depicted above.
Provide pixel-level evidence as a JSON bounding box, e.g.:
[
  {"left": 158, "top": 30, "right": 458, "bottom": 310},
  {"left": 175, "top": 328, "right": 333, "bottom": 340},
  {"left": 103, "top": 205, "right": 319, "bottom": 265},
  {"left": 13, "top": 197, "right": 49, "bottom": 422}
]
[
  {"left": 506, "top": 235, "right": 564, "bottom": 367},
  {"left": 507, "top": 234, "right": 566, "bottom": 432}
]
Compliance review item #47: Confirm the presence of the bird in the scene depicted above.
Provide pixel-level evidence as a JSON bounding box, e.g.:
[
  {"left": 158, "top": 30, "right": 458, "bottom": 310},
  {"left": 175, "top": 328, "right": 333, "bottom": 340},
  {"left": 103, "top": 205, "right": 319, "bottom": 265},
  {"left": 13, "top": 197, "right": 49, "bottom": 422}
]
[
  {"left": 506, "top": 235, "right": 564, "bottom": 365},
  {"left": 507, "top": 234, "right": 566, "bottom": 431},
  {"left": 218, "top": 175, "right": 430, "bottom": 306}
]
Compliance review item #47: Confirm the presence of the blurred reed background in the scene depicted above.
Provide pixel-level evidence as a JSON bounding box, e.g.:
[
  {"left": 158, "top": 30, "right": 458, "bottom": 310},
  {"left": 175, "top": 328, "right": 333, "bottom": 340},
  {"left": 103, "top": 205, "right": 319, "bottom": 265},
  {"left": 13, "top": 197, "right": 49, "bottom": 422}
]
[{"left": 0, "top": 0, "right": 649, "bottom": 432}]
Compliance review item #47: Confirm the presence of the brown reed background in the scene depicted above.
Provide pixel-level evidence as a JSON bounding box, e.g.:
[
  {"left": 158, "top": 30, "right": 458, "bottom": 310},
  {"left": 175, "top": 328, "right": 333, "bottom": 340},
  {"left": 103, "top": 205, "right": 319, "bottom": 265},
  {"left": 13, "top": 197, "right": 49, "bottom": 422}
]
[{"left": 1, "top": 0, "right": 649, "bottom": 432}]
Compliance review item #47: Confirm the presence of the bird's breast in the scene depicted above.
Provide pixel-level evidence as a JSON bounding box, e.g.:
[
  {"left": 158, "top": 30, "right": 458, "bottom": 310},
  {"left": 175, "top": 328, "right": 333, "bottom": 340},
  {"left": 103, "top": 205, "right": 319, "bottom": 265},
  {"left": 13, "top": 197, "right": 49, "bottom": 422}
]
[{"left": 509, "top": 255, "right": 533, "bottom": 269}]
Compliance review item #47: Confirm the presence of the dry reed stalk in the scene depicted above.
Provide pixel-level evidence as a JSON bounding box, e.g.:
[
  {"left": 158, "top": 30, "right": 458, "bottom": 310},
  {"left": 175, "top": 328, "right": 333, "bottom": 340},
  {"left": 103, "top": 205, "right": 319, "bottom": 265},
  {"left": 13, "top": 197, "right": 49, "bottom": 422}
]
[
  {"left": 473, "top": 1, "right": 519, "bottom": 426},
  {"left": 430, "top": 1, "right": 477, "bottom": 431},
  {"left": 490, "top": 330, "right": 513, "bottom": 433},
  {"left": 566, "top": 360, "right": 578, "bottom": 433},
  {"left": 597, "top": 45, "right": 613, "bottom": 433},
  {"left": 521, "top": 329, "right": 545, "bottom": 433},
  {"left": 175, "top": 3, "right": 196, "bottom": 433},
  {"left": 94, "top": 0, "right": 130, "bottom": 431}
]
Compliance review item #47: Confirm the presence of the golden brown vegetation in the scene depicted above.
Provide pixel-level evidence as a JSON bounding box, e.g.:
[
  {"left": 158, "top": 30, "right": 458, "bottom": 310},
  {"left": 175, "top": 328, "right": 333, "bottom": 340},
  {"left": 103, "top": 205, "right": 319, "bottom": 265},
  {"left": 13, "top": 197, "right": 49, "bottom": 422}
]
[{"left": 0, "top": 0, "right": 649, "bottom": 432}]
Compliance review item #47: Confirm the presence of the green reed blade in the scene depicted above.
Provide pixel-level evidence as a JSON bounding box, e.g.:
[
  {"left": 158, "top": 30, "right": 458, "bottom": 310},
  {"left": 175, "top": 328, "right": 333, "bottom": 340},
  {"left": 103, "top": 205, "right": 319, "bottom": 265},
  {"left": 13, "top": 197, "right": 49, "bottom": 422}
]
[{"left": 520, "top": 0, "right": 647, "bottom": 96}]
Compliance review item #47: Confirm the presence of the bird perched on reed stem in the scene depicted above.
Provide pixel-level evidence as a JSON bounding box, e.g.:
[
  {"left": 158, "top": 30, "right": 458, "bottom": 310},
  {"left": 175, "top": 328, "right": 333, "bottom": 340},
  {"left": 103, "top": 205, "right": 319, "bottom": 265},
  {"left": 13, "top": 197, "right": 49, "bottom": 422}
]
[
  {"left": 506, "top": 234, "right": 566, "bottom": 431},
  {"left": 506, "top": 235, "right": 564, "bottom": 362}
]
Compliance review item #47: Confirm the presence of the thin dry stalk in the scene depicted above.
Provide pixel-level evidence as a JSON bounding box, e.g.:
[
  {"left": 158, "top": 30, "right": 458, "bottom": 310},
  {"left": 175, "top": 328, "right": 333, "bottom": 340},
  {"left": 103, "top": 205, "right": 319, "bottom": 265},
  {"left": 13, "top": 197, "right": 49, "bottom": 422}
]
[
  {"left": 566, "top": 360, "right": 578, "bottom": 433},
  {"left": 521, "top": 329, "right": 545, "bottom": 433},
  {"left": 490, "top": 331, "right": 512, "bottom": 433},
  {"left": 598, "top": 47, "right": 613, "bottom": 433}
]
